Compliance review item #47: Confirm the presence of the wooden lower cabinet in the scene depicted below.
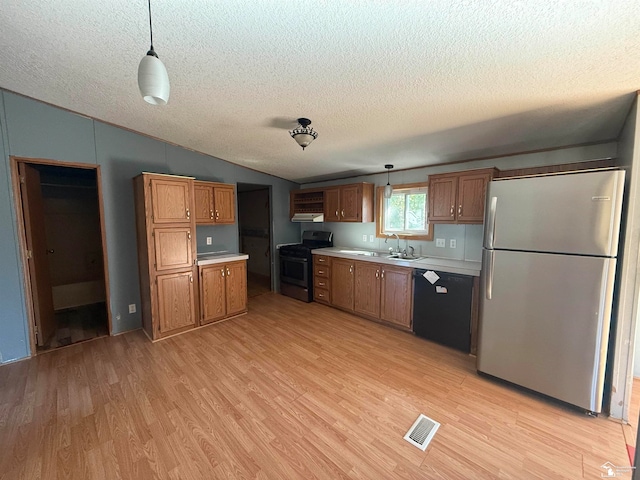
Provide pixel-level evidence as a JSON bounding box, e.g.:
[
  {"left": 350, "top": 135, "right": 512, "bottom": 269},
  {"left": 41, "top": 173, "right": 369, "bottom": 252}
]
[
  {"left": 313, "top": 255, "right": 331, "bottom": 304},
  {"left": 331, "top": 258, "right": 355, "bottom": 310},
  {"left": 380, "top": 266, "right": 412, "bottom": 328},
  {"left": 325, "top": 256, "right": 412, "bottom": 330},
  {"left": 200, "top": 260, "right": 247, "bottom": 325},
  {"left": 156, "top": 271, "right": 197, "bottom": 335}
]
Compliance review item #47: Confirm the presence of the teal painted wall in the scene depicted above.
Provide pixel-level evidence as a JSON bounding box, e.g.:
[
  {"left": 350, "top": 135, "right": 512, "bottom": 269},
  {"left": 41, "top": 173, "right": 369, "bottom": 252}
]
[{"left": 0, "top": 91, "right": 300, "bottom": 362}]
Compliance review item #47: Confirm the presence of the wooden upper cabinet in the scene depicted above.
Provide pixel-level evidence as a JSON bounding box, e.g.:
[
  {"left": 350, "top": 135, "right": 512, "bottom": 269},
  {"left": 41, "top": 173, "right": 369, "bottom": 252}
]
[
  {"left": 290, "top": 183, "right": 374, "bottom": 223},
  {"left": 380, "top": 266, "right": 412, "bottom": 328},
  {"left": 150, "top": 177, "right": 193, "bottom": 224},
  {"left": 194, "top": 183, "right": 214, "bottom": 223},
  {"left": 153, "top": 227, "right": 194, "bottom": 271},
  {"left": 194, "top": 181, "right": 236, "bottom": 225},
  {"left": 428, "top": 168, "right": 497, "bottom": 224},
  {"left": 324, "top": 188, "right": 341, "bottom": 222},
  {"left": 214, "top": 185, "right": 235, "bottom": 224},
  {"left": 156, "top": 271, "right": 196, "bottom": 335},
  {"left": 428, "top": 176, "right": 458, "bottom": 222},
  {"left": 354, "top": 262, "right": 381, "bottom": 318},
  {"left": 331, "top": 258, "right": 355, "bottom": 311}
]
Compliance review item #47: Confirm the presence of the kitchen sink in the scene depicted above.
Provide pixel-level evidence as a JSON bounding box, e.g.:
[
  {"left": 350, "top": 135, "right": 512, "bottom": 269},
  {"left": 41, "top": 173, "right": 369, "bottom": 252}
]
[
  {"left": 386, "top": 254, "right": 424, "bottom": 261},
  {"left": 337, "top": 249, "right": 379, "bottom": 256}
]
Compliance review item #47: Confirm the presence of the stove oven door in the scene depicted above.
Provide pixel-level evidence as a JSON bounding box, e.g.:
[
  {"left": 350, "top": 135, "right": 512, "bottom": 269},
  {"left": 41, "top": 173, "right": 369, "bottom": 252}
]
[{"left": 279, "top": 254, "right": 309, "bottom": 287}]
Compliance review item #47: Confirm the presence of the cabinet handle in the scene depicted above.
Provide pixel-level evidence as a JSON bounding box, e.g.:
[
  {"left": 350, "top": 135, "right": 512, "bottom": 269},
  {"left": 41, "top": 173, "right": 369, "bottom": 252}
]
[
  {"left": 381, "top": 269, "right": 385, "bottom": 279},
  {"left": 349, "top": 265, "right": 353, "bottom": 274},
  {"left": 318, "top": 269, "right": 324, "bottom": 275},
  {"left": 210, "top": 210, "right": 214, "bottom": 219},
  {"left": 226, "top": 268, "right": 231, "bottom": 276},
  {"left": 341, "top": 210, "right": 345, "bottom": 217},
  {"left": 375, "top": 270, "right": 379, "bottom": 279},
  {"left": 186, "top": 209, "right": 190, "bottom": 219},
  {"left": 318, "top": 293, "right": 324, "bottom": 298},
  {"left": 318, "top": 258, "right": 325, "bottom": 262},
  {"left": 221, "top": 268, "right": 225, "bottom": 277},
  {"left": 215, "top": 210, "right": 220, "bottom": 219},
  {"left": 450, "top": 205, "right": 454, "bottom": 216},
  {"left": 318, "top": 282, "right": 325, "bottom": 286},
  {"left": 458, "top": 205, "right": 462, "bottom": 216},
  {"left": 188, "top": 231, "right": 191, "bottom": 239},
  {"left": 190, "top": 275, "right": 193, "bottom": 283}
]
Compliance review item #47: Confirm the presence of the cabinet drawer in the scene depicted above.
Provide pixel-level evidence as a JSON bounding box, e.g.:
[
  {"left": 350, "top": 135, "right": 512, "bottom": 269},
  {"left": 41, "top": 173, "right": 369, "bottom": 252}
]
[
  {"left": 314, "top": 265, "right": 330, "bottom": 278},
  {"left": 314, "top": 255, "right": 330, "bottom": 265},
  {"left": 314, "top": 276, "right": 330, "bottom": 289},
  {"left": 314, "top": 287, "right": 330, "bottom": 304}
]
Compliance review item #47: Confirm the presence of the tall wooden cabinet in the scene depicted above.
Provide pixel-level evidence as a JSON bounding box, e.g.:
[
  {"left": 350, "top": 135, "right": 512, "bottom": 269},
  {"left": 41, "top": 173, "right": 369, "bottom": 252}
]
[
  {"left": 134, "top": 173, "right": 198, "bottom": 340},
  {"left": 428, "top": 168, "right": 497, "bottom": 224},
  {"left": 194, "top": 181, "right": 236, "bottom": 225}
]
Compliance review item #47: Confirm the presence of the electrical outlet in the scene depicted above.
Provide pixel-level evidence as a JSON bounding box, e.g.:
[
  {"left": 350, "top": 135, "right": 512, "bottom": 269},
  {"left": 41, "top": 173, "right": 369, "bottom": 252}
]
[
  {"left": 362, "top": 234, "right": 367, "bottom": 242},
  {"left": 436, "top": 238, "right": 445, "bottom": 248},
  {"left": 206, "top": 236, "right": 212, "bottom": 245},
  {"left": 369, "top": 235, "right": 374, "bottom": 242},
  {"left": 128, "top": 304, "right": 136, "bottom": 314},
  {"left": 449, "top": 239, "right": 457, "bottom": 248}
]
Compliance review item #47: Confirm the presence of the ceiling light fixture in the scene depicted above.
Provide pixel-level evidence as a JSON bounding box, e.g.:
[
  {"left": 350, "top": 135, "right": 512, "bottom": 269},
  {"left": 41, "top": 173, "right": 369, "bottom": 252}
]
[
  {"left": 138, "top": 0, "right": 170, "bottom": 105},
  {"left": 384, "top": 164, "right": 394, "bottom": 198},
  {"left": 290, "top": 118, "right": 318, "bottom": 150}
]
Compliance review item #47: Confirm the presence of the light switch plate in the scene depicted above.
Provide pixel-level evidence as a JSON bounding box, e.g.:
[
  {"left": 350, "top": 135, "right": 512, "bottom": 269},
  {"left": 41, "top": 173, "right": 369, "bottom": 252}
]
[
  {"left": 363, "top": 234, "right": 368, "bottom": 242},
  {"left": 436, "top": 238, "right": 445, "bottom": 248},
  {"left": 449, "top": 239, "right": 457, "bottom": 248},
  {"left": 128, "top": 304, "right": 136, "bottom": 314},
  {"left": 206, "top": 237, "right": 212, "bottom": 245}
]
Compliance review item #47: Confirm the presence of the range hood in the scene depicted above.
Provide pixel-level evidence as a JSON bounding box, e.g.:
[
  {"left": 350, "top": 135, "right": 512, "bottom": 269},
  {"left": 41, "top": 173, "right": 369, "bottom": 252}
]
[{"left": 291, "top": 213, "right": 324, "bottom": 222}]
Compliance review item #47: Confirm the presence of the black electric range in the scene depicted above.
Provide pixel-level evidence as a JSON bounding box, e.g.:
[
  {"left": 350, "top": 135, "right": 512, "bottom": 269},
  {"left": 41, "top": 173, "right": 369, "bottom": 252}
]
[{"left": 279, "top": 230, "right": 333, "bottom": 302}]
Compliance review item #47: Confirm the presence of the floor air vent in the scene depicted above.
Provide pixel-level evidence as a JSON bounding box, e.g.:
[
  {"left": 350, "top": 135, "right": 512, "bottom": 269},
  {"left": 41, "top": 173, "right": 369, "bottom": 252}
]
[{"left": 404, "top": 414, "right": 440, "bottom": 451}]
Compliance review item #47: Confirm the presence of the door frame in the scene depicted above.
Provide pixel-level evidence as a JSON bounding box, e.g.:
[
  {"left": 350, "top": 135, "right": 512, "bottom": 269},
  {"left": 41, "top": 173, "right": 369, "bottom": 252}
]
[{"left": 9, "top": 156, "right": 113, "bottom": 356}]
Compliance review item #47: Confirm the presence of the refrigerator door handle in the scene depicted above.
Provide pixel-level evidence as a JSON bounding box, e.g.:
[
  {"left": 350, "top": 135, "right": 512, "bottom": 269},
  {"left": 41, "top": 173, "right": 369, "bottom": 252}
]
[
  {"left": 484, "top": 196, "right": 497, "bottom": 249},
  {"left": 484, "top": 249, "right": 494, "bottom": 300}
]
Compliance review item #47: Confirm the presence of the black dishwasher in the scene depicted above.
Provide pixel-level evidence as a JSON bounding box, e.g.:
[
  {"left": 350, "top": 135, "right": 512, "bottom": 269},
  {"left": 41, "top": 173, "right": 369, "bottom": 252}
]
[{"left": 413, "top": 269, "right": 473, "bottom": 352}]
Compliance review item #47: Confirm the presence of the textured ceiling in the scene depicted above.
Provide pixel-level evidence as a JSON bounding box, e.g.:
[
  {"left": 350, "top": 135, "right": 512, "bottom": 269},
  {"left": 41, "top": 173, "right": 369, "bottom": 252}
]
[{"left": 0, "top": 1, "right": 639, "bottom": 183}]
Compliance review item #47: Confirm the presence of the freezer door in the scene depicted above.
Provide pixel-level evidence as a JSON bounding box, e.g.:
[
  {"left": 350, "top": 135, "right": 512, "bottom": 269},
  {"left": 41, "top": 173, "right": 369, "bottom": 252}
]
[
  {"left": 483, "top": 170, "right": 624, "bottom": 256},
  {"left": 478, "top": 249, "right": 616, "bottom": 412}
]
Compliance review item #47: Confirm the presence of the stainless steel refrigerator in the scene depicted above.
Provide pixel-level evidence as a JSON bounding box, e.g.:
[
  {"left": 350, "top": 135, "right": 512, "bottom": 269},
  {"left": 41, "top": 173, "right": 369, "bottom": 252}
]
[{"left": 477, "top": 169, "right": 625, "bottom": 413}]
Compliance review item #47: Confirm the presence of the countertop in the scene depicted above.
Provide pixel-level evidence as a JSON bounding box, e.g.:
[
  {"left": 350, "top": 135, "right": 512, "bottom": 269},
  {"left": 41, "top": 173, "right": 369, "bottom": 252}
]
[
  {"left": 196, "top": 252, "right": 249, "bottom": 266},
  {"left": 311, "top": 247, "right": 481, "bottom": 276}
]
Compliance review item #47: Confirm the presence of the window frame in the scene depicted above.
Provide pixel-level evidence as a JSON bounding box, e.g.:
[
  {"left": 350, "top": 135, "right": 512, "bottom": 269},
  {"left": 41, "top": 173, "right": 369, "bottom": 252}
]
[{"left": 375, "top": 182, "right": 433, "bottom": 241}]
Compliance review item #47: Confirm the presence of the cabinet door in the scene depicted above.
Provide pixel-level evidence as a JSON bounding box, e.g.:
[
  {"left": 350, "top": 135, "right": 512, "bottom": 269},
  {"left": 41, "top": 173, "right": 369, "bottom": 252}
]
[
  {"left": 150, "top": 178, "right": 192, "bottom": 224},
  {"left": 200, "top": 265, "right": 227, "bottom": 324},
  {"left": 428, "top": 175, "right": 457, "bottom": 223},
  {"left": 214, "top": 186, "right": 236, "bottom": 224},
  {"left": 194, "top": 184, "right": 214, "bottom": 224},
  {"left": 354, "top": 262, "right": 381, "bottom": 318},
  {"left": 380, "top": 266, "right": 412, "bottom": 328},
  {"left": 154, "top": 227, "right": 194, "bottom": 271},
  {"left": 457, "top": 172, "right": 492, "bottom": 223},
  {"left": 324, "top": 188, "right": 341, "bottom": 222},
  {"left": 340, "top": 184, "right": 362, "bottom": 222},
  {"left": 156, "top": 271, "right": 196, "bottom": 335},
  {"left": 331, "top": 258, "right": 354, "bottom": 310},
  {"left": 225, "top": 261, "right": 247, "bottom": 316}
]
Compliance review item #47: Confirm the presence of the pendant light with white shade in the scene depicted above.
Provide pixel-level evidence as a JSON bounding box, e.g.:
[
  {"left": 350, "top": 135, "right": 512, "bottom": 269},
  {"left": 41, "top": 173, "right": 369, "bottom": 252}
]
[
  {"left": 384, "top": 164, "right": 394, "bottom": 198},
  {"left": 138, "top": 0, "right": 170, "bottom": 105}
]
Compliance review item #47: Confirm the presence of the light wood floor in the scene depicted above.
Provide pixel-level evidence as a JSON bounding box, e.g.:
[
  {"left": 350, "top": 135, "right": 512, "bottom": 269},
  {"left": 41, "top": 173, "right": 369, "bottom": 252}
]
[{"left": 0, "top": 293, "right": 632, "bottom": 479}]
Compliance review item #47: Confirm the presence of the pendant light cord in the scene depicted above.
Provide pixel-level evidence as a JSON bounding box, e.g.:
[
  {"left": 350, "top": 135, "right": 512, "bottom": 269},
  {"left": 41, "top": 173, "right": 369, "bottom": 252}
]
[{"left": 148, "top": 0, "right": 154, "bottom": 50}]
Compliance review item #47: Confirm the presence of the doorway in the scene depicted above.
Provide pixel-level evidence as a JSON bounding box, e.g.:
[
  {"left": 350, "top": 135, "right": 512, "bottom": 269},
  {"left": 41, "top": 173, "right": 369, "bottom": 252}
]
[
  {"left": 236, "top": 183, "right": 272, "bottom": 299},
  {"left": 11, "top": 158, "right": 111, "bottom": 354}
]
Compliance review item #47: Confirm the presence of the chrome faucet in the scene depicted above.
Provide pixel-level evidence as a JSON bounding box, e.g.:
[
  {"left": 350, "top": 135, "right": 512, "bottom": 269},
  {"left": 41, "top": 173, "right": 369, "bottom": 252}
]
[{"left": 385, "top": 233, "right": 401, "bottom": 253}]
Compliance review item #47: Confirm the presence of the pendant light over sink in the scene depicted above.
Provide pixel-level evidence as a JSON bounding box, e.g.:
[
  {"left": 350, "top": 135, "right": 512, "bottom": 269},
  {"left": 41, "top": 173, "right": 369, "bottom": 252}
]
[
  {"left": 384, "top": 164, "right": 394, "bottom": 198},
  {"left": 138, "top": 0, "right": 170, "bottom": 105}
]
